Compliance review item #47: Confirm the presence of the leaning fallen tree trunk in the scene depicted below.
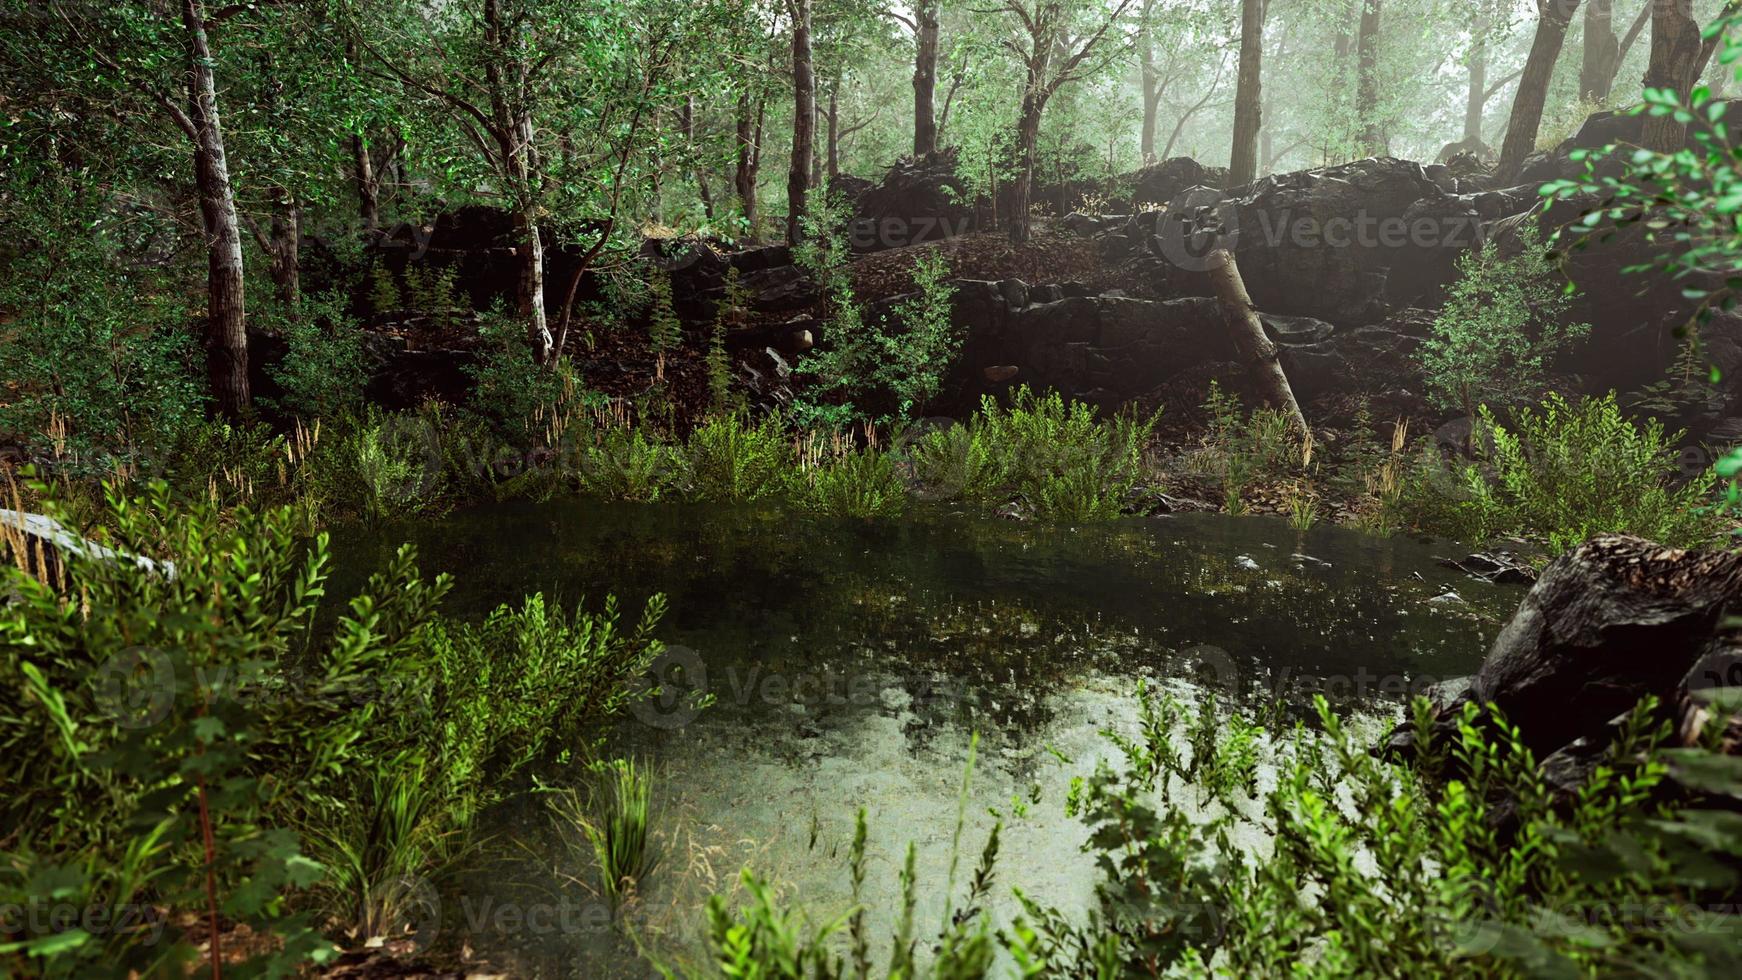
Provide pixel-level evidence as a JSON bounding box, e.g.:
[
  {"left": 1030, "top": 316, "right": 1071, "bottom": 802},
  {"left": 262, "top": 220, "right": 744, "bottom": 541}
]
[{"left": 1205, "top": 248, "right": 1306, "bottom": 432}]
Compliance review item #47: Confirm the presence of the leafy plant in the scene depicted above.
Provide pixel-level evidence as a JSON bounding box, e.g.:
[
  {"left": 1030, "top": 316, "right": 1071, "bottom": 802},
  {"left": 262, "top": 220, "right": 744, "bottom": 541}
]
[
  {"left": 0, "top": 484, "right": 450, "bottom": 975},
  {"left": 1421, "top": 219, "right": 1590, "bottom": 429},
  {"left": 575, "top": 423, "right": 684, "bottom": 503},
  {"left": 647, "top": 271, "right": 684, "bottom": 360},
  {"left": 683, "top": 413, "right": 794, "bottom": 503},
  {"left": 792, "top": 194, "right": 960, "bottom": 427},
  {"left": 911, "top": 387, "right": 1158, "bottom": 521},
  {"left": 797, "top": 446, "right": 909, "bottom": 520},
  {"left": 1449, "top": 393, "right": 1718, "bottom": 552},
  {"left": 550, "top": 759, "right": 661, "bottom": 913},
  {"left": 265, "top": 291, "right": 372, "bottom": 422},
  {"left": 1542, "top": 8, "right": 1742, "bottom": 322}
]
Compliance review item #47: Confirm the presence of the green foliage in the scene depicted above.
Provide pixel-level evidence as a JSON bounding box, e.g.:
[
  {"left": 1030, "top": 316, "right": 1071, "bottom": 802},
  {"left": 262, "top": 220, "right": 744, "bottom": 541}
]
[
  {"left": 341, "top": 408, "right": 441, "bottom": 522},
  {"left": 1410, "top": 394, "right": 1720, "bottom": 552},
  {"left": 797, "top": 447, "right": 909, "bottom": 520},
  {"left": 0, "top": 484, "right": 671, "bottom": 970},
  {"left": 403, "top": 262, "right": 463, "bottom": 324},
  {"left": 575, "top": 423, "right": 685, "bottom": 503},
  {"left": 417, "top": 593, "right": 666, "bottom": 807},
  {"left": 550, "top": 758, "right": 662, "bottom": 913},
  {"left": 1190, "top": 381, "right": 1309, "bottom": 513},
  {"left": 1421, "top": 220, "right": 1590, "bottom": 422},
  {"left": 1543, "top": 10, "right": 1742, "bottom": 320},
  {"left": 368, "top": 263, "right": 404, "bottom": 315},
  {"left": 695, "top": 685, "right": 1742, "bottom": 978},
  {"left": 911, "top": 387, "right": 1159, "bottom": 521},
  {"left": 0, "top": 190, "right": 204, "bottom": 465},
  {"left": 647, "top": 272, "right": 684, "bottom": 357},
  {"left": 879, "top": 249, "right": 962, "bottom": 419},
  {"left": 697, "top": 745, "right": 1001, "bottom": 979},
  {"left": 683, "top": 413, "right": 793, "bottom": 503},
  {"left": 466, "top": 313, "right": 584, "bottom": 448},
  {"left": 707, "top": 268, "right": 752, "bottom": 414},
  {"left": 0, "top": 484, "right": 449, "bottom": 975},
  {"left": 265, "top": 292, "right": 372, "bottom": 421},
  {"left": 793, "top": 194, "right": 960, "bottom": 427}
]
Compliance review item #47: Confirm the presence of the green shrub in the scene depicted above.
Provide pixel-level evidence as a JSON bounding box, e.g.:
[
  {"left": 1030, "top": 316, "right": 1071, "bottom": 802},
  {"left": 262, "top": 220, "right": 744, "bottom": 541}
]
[
  {"left": 466, "top": 312, "right": 580, "bottom": 447},
  {"left": 0, "top": 484, "right": 449, "bottom": 974},
  {"left": 797, "top": 447, "right": 909, "bottom": 519},
  {"left": 403, "top": 262, "right": 463, "bottom": 324},
  {"left": 698, "top": 688, "right": 1742, "bottom": 978},
  {"left": 368, "top": 263, "right": 403, "bottom": 314},
  {"left": 341, "top": 408, "right": 443, "bottom": 522},
  {"left": 647, "top": 272, "right": 683, "bottom": 358},
  {"left": 877, "top": 248, "right": 961, "bottom": 418},
  {"left": 1421, "top": 220, "right": 1589, "bottom": 426},
  {"left": 911, "top": 387, "right": 1158, "bottom": 521},
  {"left": 575, "top": 424, "right": 684, "bottom": 502},
  {"left": 683, "top": 413, "right": 794, "bottom": 503},
  {"left": 0, "top": 253, "right": 204, "bottom": 466},
  {"left": 1410, "top": 393, "right": 1720, "bottom": 552},
  {"left": 707, "top": 268, "right": 752, "bottom": 414},
  {"left": 417, "top": 593, "right": 668, "bottom": 797},
  {"left": 1189, "top": 381, "right": 1308, "bottom": 512},
  {"left": 792, "top": 194, "right": 960, "bottom": 427},
  {"left": 265, "top": 291, "right": 371, "bottom": 421}
]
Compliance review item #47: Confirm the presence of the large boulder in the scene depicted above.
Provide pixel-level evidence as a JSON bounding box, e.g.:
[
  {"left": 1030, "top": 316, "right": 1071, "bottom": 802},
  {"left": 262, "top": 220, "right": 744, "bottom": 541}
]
[
  {"left": 1390, "top": 536, "right": 1742, "bottom": 763},
  {"left": 1132, "top": 157, "right": 1229, "bottom": 208},
  {"left": 1209, "top": 157, "right": 1481, "bottom": 325},
  {"left": 851, "top": 151, "right": 976, "bottom": 253}
]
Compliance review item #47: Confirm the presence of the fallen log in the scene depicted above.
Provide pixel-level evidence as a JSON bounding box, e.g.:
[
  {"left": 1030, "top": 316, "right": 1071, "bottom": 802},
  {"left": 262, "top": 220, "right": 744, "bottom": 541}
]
[{"left": 1205, "top": 248, "right": 1307, "bottom": 432}]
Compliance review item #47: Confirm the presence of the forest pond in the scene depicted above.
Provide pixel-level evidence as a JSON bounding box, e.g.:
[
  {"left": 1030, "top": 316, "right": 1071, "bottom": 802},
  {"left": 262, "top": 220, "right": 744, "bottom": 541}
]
[{"left": 333, "top": 503, "right": 1526, "bottom": 975}]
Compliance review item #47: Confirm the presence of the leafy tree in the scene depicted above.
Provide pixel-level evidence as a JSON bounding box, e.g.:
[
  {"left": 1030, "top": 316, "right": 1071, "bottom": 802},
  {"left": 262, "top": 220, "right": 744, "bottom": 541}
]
[{"left": 1421, "top": 220, "right": 1590, "bottom": 429}]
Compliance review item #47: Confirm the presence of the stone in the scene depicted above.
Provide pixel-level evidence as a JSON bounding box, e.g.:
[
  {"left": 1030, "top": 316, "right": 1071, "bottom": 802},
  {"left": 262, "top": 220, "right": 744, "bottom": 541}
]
[{"left": 1413, "top": 536, "right": 1742, "bottom": 762}]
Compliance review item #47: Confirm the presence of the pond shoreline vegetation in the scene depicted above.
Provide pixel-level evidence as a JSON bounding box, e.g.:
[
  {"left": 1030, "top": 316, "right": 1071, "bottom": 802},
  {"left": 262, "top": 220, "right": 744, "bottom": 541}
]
[{"left": 8, "top": 1, "right": 1742, "bottom": 976}]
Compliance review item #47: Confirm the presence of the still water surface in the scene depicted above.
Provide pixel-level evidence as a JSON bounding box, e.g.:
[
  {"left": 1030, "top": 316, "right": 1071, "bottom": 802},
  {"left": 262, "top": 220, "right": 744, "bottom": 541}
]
[{"left": 337, "top": 501, "right": 1522, "bottom": 974}]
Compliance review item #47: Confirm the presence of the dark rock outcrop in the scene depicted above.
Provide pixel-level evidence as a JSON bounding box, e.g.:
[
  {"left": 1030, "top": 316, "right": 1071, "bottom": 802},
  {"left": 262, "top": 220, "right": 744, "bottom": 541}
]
[
  {"left": 851, "top": 151, "right": 976, "bottom": 253},
  {"left": 1389, "top": 536, "right": 1742, "bottom": 763},
  {"left": 1132, "top": 157, "right": 1229, "bottom": 207},
  {"left": 1102, "top": 158, "right": 1482, "bottom": 328}
]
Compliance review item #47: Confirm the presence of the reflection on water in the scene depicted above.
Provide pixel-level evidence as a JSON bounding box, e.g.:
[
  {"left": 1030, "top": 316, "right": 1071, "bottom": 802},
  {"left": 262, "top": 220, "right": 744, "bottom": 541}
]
[{"left": 334, "top": 501, "right": 1522, "bottom": 975}]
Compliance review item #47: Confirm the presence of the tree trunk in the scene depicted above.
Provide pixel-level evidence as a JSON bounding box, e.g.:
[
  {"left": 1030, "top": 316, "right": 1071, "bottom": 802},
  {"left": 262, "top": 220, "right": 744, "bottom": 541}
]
[
  {"left": 682, "top": 95, "right": 716, "bottom": 221},
  {"left": 1464, "top": 13, "right": 1490, "bottom": 144},
  {"left": 1581, "top": 0, "right": 1620, "bottom": 102},
  {"left": 787, "top": 0, "right": 815, "bottom": 245},
  {"left": 1229, "top": 0, "right": 1265, "bottom": 187},
  {"left": 1138, "top": 4, "right": 1161, "bottom": 165},
  {"left": 1642, "top": 0, "right": 1705, "bottom": 152},
  {"left": 346, "top": 38, "right": 381, "bottom": 235},
  {"left": 913, "top": 0, "right": 940, "bottom": 156},
  {"left": 1356, "top": 0, "right": 1384, "bottom": 156},
  {"left": 516, "top": 202, "right": 552, "bottom": 362},
  {"left": 267, "top": 196, "right": 301, "bottom": 309},
  {"left": 351, "top": 134, "right": 380, "bottom": 234},
  {"left": 183, "top": 0, "right": 249, "bottom": 418},
  {"left": 825, "top": 84, "right": 840, "bottom": 181},
  {"left": 1206, "top": 249, "right": 1305, "bottom": 431},
  {"left": 1496, "top": 0, "right": 1583, "bottom": 182},
  {"left": 1008, "top": 98, "right": 1043, "bottom": 244},
  {"left": 735, "top": 90, "right": 763, "bottom": 236}
]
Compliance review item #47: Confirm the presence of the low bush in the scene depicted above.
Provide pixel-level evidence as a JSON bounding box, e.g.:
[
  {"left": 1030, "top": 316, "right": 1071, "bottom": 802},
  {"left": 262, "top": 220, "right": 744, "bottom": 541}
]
[
  {"left": 0, "top": 486, "right": 671, "bottom": 972},
  {"left": 1396, "top": 394, "right": 1720, "bottom": 552},
  {"left": 575, "top": 423, "right": 685, "bottom": 503},
  {"left": 264, "top": 292, "right": 372, "bottom": 422},
  {"left": 911, "top": 386, "right": 1158, "bottom": 520},
  {"left": 697, "top": 687, "right": 1742, "bottom": 977},
  {"left": 796, "top": 446, "right": 909, "bottom": 520},
  {"left": 683, "top": 413, "right": 794, "bottom": 503}
]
